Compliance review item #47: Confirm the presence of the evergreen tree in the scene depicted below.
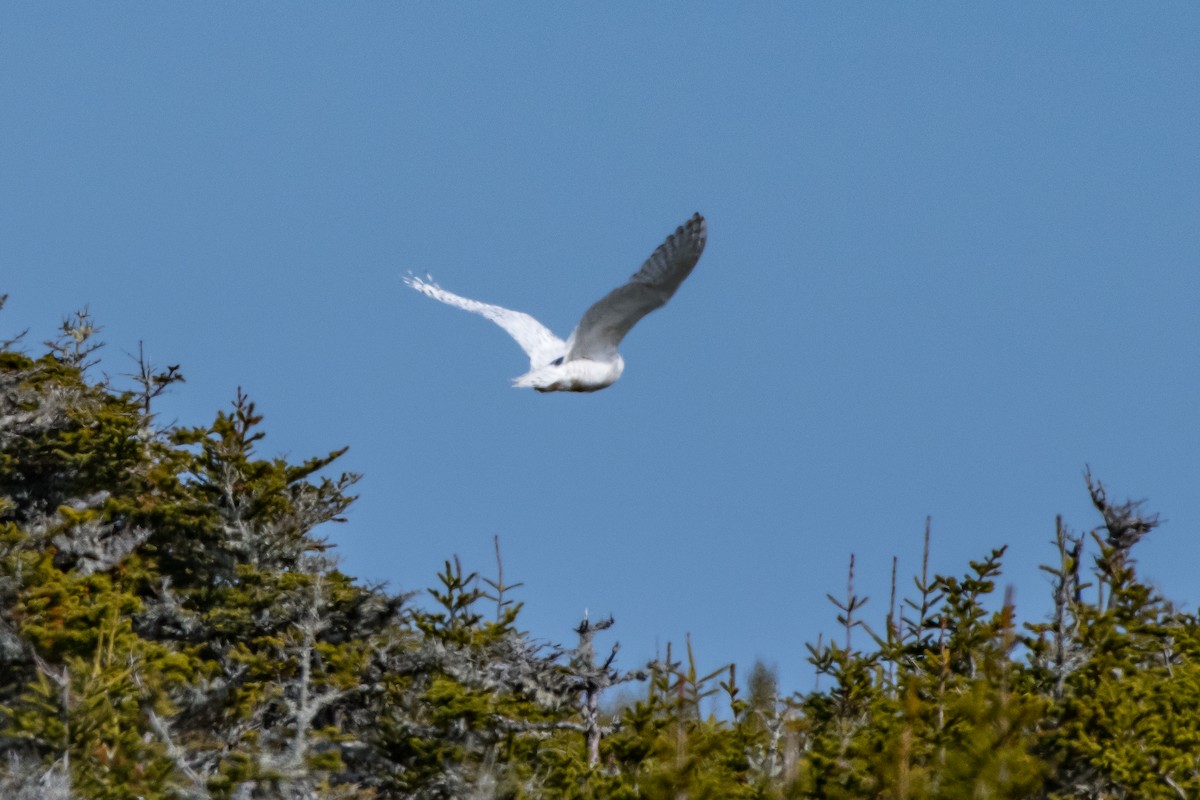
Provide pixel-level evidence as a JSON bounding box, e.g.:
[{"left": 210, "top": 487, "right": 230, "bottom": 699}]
[{"left": 4, "top": 297, "right": 1200, "bottom": 799}]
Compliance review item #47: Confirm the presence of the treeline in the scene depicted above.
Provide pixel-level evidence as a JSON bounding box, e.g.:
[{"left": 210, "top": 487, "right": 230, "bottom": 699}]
[{"left": 1, "top": 299, "right": 1198, "bottom": 799}]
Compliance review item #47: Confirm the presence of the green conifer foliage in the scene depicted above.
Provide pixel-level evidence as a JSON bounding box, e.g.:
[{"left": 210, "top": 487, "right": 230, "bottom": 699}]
[{"left": 4, "top": 300, "right": 1200, "bottom": 799}]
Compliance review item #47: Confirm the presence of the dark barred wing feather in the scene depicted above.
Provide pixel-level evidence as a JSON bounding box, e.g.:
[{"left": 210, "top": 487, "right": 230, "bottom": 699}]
[{"left": 567, "top": 213, "right": 706, "bottom": 361}]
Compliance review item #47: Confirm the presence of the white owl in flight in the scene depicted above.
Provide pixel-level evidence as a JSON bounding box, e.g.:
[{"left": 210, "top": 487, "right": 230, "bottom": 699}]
[{"left": 405, "top": 213, "right": 707, "bottom": 393}]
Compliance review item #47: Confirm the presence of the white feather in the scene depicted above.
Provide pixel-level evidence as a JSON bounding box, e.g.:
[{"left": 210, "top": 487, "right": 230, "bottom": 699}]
[{"left": 405, "top": 213, "right": 707, "bottom": 393}]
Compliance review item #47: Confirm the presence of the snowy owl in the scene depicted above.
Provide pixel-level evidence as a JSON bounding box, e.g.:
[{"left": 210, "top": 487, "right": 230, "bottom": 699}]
[{"left": 404, "top": 213, "right": 707, "bottom": 393}]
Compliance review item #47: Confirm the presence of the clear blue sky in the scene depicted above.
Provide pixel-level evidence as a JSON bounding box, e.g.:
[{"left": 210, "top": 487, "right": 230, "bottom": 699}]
[{"left": 3, "top": 4, "right": 1198, "bottom": 695}]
